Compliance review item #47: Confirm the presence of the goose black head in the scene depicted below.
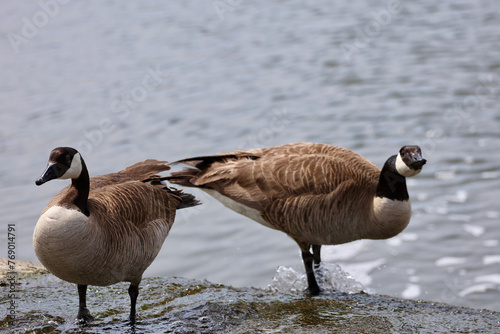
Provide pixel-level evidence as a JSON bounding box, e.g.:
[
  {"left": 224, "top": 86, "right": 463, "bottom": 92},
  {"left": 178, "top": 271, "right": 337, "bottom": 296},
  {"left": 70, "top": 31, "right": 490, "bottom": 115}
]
[
  {"left": 395, "top": 145, "right": 427, "bottom": 177},
  {"left": 36, "top": 147, "right": 83, "bottom": 186}
]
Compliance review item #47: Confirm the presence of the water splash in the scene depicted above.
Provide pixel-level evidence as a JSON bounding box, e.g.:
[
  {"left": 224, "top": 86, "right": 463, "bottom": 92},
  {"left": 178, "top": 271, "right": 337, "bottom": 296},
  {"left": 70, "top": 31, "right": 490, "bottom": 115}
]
[{"left": 268, "top": 263, "right": 365, "bottom": 294}]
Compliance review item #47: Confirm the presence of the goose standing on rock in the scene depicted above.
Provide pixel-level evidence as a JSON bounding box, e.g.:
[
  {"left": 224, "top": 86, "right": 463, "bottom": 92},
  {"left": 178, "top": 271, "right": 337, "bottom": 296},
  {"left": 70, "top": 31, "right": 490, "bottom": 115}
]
[
  {"left": 33, "top": 147, "right": 199, "bottom": 323},
  {"left": 166, "top": 142, "right": 426, "bottom": 295}
]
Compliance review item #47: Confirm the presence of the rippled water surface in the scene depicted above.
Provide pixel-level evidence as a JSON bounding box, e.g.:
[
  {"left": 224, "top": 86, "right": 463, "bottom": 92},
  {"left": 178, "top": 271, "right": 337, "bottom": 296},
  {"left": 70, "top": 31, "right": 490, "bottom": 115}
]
[{"left": 1, "top": 0, "right": 499, "bottom": 314}]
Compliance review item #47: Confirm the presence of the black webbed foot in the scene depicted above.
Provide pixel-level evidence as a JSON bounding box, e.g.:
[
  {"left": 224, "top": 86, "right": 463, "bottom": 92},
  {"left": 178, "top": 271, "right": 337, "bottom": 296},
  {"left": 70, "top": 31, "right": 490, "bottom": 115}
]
[{"left": 76, "top": 307, "right": 94, "bottom": 324}]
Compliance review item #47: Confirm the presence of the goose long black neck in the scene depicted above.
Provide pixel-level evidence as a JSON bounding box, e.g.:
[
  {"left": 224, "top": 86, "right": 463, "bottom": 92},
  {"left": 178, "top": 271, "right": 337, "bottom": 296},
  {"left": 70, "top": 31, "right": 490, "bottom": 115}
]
[
  {"left": 71, "top": 159, "right": 90, "bottom": 216},
  {"left": 376, "top": 155, "right": 409, "bottom": 201}
]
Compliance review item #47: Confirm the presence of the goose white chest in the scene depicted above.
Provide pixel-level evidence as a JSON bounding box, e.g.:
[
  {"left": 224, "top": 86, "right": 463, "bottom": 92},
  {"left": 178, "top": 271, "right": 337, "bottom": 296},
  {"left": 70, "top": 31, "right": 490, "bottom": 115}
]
[{"left": 33, "top": 205, "right": 101, "bottom": 284}]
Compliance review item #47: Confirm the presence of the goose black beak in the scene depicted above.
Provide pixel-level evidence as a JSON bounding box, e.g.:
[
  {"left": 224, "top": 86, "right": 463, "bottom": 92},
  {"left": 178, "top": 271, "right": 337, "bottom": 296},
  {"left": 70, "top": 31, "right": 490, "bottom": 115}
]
[
  {"left": 36, "top": 163, "right": 58, "bottom": 186},
  {"left": 408, "top": 153, "right": 427, "bottom": 170}
]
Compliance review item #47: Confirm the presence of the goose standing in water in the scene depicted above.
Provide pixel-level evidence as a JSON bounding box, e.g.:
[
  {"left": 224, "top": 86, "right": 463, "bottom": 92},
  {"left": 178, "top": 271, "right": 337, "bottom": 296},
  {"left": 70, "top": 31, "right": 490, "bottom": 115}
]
[
  {"left": 166, "top": 142, "right": 426, "bottom": 295},
  {"left": 33, "top": 147, "right": 199, "bottom": 323}
]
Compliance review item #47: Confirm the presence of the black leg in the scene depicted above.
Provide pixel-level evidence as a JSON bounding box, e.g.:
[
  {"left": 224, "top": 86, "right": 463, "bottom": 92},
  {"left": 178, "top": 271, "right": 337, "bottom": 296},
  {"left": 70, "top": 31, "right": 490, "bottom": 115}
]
[
  {"left": 312, "top": 245, "right": 321, "bottom": 269},
  {"left": 128, "top": 283, "right": 139, "bottom": 324},
  {"left": 312, "top": 244, "right": 324, "bottom": 285},
  {"left": 301, "top": 250, "right": 321, "bottom": 296},
  {"left": 77, "top": 284, "right": 94, "bottom": 323}
]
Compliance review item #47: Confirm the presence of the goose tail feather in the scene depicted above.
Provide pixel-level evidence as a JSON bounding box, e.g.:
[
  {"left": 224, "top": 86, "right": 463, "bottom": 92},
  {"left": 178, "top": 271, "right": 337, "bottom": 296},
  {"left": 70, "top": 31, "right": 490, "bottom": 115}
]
[
  {"left": 165, "top": 186, "right": 200, "bottom": 209},
  {"left": 160, "top": 169, "right": 200, "bottom": 187}
]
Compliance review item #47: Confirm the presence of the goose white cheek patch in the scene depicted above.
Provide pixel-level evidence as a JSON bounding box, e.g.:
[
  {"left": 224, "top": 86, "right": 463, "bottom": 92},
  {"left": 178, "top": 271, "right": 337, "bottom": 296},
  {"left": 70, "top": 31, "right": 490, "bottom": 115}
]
[
  {"left": 396, "top": 153, "right": 422, "bottom": 177},
  {"left": 61, "top": 153, "right": 82, "bottom": 179}
]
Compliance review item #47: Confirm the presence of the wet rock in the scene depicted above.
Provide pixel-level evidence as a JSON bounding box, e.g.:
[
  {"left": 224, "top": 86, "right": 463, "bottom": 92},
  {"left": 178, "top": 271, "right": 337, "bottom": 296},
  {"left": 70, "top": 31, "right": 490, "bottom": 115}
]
[{"left": 1, "top": 259, "right": 499, "bottom": 333}]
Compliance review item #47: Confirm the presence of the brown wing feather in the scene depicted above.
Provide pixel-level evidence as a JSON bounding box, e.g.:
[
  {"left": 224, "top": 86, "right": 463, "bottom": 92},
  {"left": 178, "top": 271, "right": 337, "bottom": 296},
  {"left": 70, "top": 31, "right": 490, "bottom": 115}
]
[
  {"left": 118, "top": 159, "right": 170, "bottom": 177},
  {"left": 88, "top": 181, "right": 180, "bottom": 229},
  {"left": 90, "top": 159, "right": 170, "bottom": 190}
]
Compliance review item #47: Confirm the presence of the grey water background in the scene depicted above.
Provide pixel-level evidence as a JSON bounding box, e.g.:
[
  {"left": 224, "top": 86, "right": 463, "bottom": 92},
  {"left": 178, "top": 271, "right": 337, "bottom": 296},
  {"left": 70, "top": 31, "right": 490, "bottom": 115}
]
[{"left": 0, "top": 0, "right": 499, "bottom": 313}]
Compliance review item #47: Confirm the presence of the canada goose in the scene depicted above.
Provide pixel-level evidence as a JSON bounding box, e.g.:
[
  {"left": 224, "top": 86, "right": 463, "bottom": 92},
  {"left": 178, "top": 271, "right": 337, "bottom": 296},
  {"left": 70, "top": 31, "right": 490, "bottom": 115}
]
[
  {"left": 166, "top": 142, "right": 426, "bottom": 295},
  {"left": 33, "top": 147, "right": 199, "bottom": 323}
]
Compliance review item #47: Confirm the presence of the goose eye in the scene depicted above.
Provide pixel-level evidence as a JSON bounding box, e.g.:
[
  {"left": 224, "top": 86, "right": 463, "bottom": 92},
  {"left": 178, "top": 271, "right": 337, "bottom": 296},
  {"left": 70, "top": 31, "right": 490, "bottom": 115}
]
[{"left": 403, "top": 151, "right": 410, "bottom": 161}]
